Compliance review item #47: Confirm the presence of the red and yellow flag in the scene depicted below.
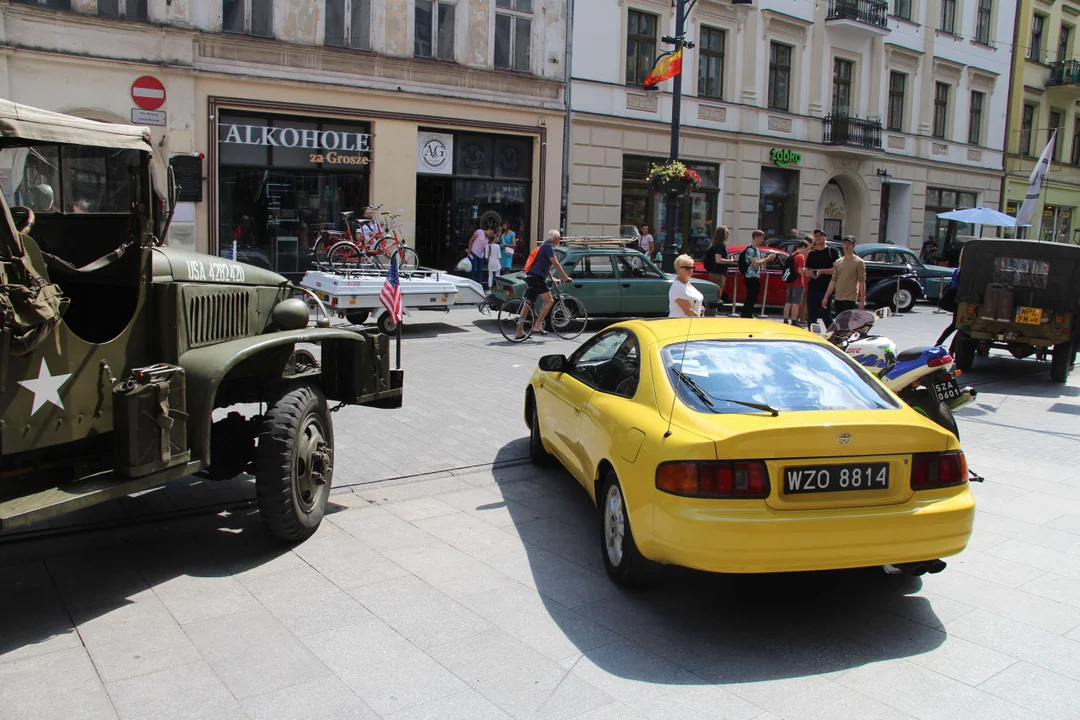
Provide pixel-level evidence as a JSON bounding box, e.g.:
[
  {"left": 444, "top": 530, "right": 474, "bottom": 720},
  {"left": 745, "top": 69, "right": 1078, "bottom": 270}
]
[{"left": 642, "top": 48, "right": 683, "bottom": 89}]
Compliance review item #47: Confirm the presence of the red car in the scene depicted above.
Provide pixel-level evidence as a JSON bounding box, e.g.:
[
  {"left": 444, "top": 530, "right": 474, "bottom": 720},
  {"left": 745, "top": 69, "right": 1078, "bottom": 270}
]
[{"left": 693, "top": 244, "right": 791, "bottom": 308}]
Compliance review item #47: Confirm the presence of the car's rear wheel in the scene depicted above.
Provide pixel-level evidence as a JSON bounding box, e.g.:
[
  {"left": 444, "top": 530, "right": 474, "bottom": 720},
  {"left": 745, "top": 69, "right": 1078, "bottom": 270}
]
[
  {"left": 599, "top": 471, "right": 658, "bottom": 586},
  {"left": 1050, "top": 342, "right": 1072, "bottom": 383},
  {"left": 528, "top": 401, "right": 551, "bottom": 465}
]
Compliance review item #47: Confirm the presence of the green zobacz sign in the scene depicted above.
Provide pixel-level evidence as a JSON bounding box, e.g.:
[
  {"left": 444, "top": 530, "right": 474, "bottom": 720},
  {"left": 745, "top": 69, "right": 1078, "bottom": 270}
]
[{"left": 771, "top": 148, "right": 801, "bottom": 167}]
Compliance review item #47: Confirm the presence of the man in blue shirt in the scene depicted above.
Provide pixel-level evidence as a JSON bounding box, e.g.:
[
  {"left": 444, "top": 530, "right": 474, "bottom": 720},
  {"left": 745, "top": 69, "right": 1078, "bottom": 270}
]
[{"left": 518, "top": 229, "right": 572, "bottom": 339}]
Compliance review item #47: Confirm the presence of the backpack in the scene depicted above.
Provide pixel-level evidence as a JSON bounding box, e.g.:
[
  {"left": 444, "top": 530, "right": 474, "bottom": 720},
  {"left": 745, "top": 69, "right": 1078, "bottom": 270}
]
[
  {"left": 781, "top": 253, "right": 799, "bottom": 283},
  {"left": 523, "top": 244, "right": 541, "bottom": 273},
  {"left": 702, "top": 246, "right": 718, "bottom": 274},
  {"left": 737, "top": 248, "right": 752, "bottom": 276}
]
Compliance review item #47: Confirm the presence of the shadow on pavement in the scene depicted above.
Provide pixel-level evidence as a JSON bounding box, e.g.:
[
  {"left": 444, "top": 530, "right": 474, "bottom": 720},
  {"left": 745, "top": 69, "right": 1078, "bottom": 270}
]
[{"left": 492, "top": 441, "right": 947, "bottom": 684}]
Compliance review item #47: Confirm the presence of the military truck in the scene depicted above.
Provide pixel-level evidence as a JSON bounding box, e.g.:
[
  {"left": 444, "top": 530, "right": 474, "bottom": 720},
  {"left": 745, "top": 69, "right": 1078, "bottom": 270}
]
[{"left": 0, "top": 101, "right": 402, "bottom": 540}]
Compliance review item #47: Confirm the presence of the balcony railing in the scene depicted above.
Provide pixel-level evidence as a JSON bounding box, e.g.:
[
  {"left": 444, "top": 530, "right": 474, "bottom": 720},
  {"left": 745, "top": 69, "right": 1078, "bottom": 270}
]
[
  {"left": 1048, "top": 60, "right": 1080, "bottom": 87},
  {"left": 826, "top": 0, "right": 890, "bottom": 29},
  {"left": 823, "top": 115, "right": 883, "bottom": 149}
]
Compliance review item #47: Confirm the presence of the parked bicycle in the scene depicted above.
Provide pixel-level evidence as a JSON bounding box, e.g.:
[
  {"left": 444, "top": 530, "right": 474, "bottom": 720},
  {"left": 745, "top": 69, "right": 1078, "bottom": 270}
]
[
  {"left": 498, "top": 276, "right": 588, "bottom": 342},
  {"left": 327, "top": 206, "right": 420, "bottom": 271}
]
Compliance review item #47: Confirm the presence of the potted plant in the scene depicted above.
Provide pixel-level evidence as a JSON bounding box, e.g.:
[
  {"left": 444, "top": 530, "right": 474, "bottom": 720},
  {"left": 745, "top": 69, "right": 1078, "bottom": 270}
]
[{"left": 647, "top": 161, "right": 702, "bottom": 197}]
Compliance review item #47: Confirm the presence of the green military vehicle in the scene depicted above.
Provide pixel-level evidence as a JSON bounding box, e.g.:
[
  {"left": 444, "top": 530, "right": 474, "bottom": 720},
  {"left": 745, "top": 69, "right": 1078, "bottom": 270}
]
[{"left": 0, "top": 101, "right": 402, "bottom": 540}]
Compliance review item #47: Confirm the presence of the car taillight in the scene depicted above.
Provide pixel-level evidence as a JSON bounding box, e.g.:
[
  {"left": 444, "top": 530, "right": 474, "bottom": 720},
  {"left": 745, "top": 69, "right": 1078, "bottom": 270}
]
[
  {"left": 911, "top": 451, "right": 967, "bottom": 490},
  {"left": 507, "top": 288, "right": 515, "bottom": 297},
  {"left": 928, "top": 354, "right": 953, "bottom": 368},
  {"left": 656, "top": 461, "right": 770, "bottom": 498}
]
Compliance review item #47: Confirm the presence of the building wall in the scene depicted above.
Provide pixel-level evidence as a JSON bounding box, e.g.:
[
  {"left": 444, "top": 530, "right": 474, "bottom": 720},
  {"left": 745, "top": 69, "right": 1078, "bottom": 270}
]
[
  {"left": 0, "top": 0, "right": 568, "bottom": 266},
  {"left": 568, "top": 0, "right": 1011, "bottom": 250}
]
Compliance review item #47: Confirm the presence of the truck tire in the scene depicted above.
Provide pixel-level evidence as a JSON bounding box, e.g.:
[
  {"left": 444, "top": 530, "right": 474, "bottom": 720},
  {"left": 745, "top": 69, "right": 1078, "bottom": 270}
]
[
  {"left": 256, "top": 384, "right": 334, "bottom": 542},
  {"left": 345, "top": 309, "right": 369, "bottom": 325},
  {"left": 952, "top": 331, "right": 976, "bottom": 371},
  {"left": 377, "top": 312, "right": 398, "bottom": 335},
  {"left": 1050, "top": 342, "right": 1072, "bottom": 383},
  {"left": 900, "top": 386, "right": 960, "bottom": 439}
]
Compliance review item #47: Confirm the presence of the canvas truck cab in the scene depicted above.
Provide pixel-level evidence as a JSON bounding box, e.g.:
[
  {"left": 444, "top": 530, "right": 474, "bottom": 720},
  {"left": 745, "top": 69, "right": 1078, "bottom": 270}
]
[
  {"left": 0, "top": 100, "right": 402, "bottom": 540},
  {"left": 951, "top": 239, "right": 1079, "bottom": 383}
]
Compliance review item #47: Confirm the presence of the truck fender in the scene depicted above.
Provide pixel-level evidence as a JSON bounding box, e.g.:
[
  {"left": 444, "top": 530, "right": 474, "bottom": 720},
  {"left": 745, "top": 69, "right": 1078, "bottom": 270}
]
[{"left": 179, "top": 328, "right": 368, "bottom": 466}]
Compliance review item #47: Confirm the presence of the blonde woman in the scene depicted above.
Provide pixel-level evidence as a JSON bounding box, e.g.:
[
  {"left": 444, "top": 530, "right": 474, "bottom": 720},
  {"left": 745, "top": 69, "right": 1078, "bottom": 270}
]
[{"left": 668, "top": 254, "right": 704, "bottom": 317}]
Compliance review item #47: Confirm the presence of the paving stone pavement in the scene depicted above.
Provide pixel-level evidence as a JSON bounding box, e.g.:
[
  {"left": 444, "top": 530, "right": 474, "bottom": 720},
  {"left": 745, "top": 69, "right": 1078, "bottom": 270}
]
[{"left": 1, "top": 305, "right": 1079, "bottom": 719}]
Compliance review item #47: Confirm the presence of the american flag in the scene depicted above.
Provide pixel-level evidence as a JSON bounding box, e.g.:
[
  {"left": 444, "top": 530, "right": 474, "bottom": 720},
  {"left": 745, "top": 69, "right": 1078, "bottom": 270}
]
[{"left": 380, "top": 254, "right": 404, "bottom": 324}]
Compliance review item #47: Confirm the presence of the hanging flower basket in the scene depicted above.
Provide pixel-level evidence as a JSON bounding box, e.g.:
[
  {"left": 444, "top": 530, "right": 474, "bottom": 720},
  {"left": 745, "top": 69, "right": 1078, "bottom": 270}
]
[{"left": 647, "top": 161, "right": 702, "bottom": 197}]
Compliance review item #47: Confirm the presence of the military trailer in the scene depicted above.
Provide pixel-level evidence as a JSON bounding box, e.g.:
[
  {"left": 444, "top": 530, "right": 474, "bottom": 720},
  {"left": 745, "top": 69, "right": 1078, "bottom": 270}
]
[{"left": 0, "top": 101, "right": 402, "bottom": 540}]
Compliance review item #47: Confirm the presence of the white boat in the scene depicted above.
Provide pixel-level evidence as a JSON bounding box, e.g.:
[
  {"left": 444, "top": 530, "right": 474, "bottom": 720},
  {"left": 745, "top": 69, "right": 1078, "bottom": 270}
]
[{"left": 300, "top": 267, "right": 486, "bottom": 333}]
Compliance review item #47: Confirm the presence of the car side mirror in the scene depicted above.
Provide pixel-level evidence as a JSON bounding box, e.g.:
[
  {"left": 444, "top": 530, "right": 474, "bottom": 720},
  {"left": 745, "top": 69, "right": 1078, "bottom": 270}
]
[{"left": 538, "top": 354, "right": 568, "bottom": 373}]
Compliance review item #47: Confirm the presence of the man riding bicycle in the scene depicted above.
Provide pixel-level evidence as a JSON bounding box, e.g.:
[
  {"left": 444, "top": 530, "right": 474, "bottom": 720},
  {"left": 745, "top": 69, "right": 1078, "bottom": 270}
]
[{"left": 517, "top": 229, "right": 573, "bottom": 339}]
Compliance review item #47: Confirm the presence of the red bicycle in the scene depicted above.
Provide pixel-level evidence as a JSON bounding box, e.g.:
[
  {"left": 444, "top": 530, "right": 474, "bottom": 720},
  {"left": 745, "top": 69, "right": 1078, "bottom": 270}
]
[{"left": 327, "top": 209, "right": 419, "bottom": 271}]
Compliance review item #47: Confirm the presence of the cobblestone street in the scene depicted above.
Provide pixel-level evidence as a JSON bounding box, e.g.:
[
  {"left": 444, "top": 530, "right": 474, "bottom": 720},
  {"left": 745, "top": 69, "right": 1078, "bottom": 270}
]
[{"left": 3, "top": 307, "right": 1080, "bottom": 720}]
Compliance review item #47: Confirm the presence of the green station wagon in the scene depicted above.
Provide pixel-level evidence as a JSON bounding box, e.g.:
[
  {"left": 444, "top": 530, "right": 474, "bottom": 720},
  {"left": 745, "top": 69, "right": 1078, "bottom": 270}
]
[{"left": 491, "top": 244, "right": 721, "bottom": 317}]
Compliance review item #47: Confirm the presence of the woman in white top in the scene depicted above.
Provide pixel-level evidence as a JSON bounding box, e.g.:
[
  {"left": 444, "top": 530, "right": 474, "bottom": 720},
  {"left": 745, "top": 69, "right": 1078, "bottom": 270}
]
[{"left": 668, "top": 254, "right": 705, "bottom": 318}]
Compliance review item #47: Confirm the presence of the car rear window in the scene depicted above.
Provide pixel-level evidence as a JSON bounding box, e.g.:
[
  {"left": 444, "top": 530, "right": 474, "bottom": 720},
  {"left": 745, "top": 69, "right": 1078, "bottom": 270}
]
[{"left": 661, "top": 340, "right": 898, "bottom": 414}]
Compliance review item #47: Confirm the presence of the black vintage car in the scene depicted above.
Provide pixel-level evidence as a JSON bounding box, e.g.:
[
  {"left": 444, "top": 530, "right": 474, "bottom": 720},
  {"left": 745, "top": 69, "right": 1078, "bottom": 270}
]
[{"left": 951, "top": 239, "right": 1079, "bottom": 382}]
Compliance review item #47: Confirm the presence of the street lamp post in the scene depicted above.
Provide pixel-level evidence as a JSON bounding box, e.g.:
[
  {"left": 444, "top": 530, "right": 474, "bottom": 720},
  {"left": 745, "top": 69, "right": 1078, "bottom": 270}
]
[{"left": 660, "top": 0, "right": 689, "bottom": 273}]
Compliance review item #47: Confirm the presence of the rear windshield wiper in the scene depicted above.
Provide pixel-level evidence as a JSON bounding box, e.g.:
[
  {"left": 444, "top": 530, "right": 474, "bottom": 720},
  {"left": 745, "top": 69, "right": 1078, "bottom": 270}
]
[{"left": 669, "top": 367, "right": 780, "bottom": 417}]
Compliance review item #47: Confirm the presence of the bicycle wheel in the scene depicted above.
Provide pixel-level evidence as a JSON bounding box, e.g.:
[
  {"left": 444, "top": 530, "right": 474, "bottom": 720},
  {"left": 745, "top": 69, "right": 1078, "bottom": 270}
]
[
  {"left": 328, "top": 241, "right": 363, "bottom": 269},
  {"left": 313, "top": 235, "right": 330, "bottom": 264},
  {"left": 549, "top": 295, "right": 588, "bottom": 340},
  {"left": 498, "top": 298, "right": 534, "bottom": 342},
  {"left": 398, "top": 246, "right": 420, "bottom": 270}
]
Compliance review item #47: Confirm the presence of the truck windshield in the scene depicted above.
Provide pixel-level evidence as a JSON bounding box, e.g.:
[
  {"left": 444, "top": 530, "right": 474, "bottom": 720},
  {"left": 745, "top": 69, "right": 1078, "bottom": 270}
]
[{"left": 0, "top": 145, "right": 138, "bottom": 214}]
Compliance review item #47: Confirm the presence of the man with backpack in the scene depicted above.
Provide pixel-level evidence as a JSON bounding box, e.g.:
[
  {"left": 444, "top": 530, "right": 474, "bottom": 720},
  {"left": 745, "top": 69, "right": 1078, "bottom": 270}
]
[
  {"left": 738, "top": 230, "right": 773, "bottom": 318},
  {"left": 805, "top": 229, "right": 840, "bottom": 326},
  {"left": 517, "top": 230, "right": 572, "bottom": 339},
  {"left": 782, "top": 235, "right": 811, "bottom": 326}
]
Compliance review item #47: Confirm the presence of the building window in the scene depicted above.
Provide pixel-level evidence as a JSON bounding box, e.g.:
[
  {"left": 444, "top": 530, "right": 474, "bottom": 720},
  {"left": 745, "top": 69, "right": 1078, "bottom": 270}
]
[
  {"left": 1030, "top": 14, "right": 1045, "bottom": 62},
  {"left": 698, "top": 26, "right": 726, "bottom": 99},
  {"left": 325, "top": 0, "right": 371, "bottom": 51},
  {"left": 223, "top": 0, "right": 273, "bottom": 37},
  {"left": 415, "top": 0, "right": 456, "bottom": 60},
  {"left": 495, "top": 0, "right": 532, "bottom": 72},
  {"left": 1021, "top": 103, "right": 1036, "bottom": 156},
  {"left": 1071, "top": 117, "right": 1080, "bottom": 164},
  {"left": 933, "top": 82, "right": 949, "bottom": 139},
  {"left": 1059, "top": 25, "right": 1073, "bottom": 61},
  {"left": 939, "top": 0, "right": 956, "bottom": 34},
  {"left": 975, "top": 0, "right": 992, "bottom": 45},
  {"left": 98, "top": 0, "right": 149, "bottom": 20},
  {"left": 893, "top": 0, "right": 911, "bottom": 21},
  {"left": 832, "top": 58, "right": 853, "bottom": 116},
  {"left": 1050, "top": 110, "right": 1063, "bottom": 161},
  {"left": 887, "top": 71, "right": 906, "bottom": 131},
  {"left": 12, "top": 0, "right": 73, "bottom": 8},
  {"left": 768, "top": 42, "right": 793, "bottom": 112},
  {"left": 626, "top": 10, "right": 658, "bottom": 86},
  {"left": 968, "top": 91, "right": 983, "bottom": 145}
]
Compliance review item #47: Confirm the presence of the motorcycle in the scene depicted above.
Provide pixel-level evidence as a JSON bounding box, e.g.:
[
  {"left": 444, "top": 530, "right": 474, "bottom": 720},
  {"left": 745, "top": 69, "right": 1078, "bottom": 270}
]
[{"left": 814, "top": 309, "right": 977, "bottom": 438}]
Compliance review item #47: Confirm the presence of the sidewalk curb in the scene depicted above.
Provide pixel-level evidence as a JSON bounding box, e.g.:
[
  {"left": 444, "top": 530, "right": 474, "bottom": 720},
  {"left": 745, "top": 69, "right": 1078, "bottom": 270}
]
[{"left": 331, "top": 456, "right": 532, "bottom": 494}]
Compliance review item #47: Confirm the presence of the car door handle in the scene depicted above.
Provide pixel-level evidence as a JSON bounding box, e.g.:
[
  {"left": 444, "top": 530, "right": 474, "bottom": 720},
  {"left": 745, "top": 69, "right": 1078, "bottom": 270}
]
[
  {"left": 622, "top": 283, "right": 631, "bottom": 288},
  {"left": 573, "top": 403, "right": 583, "bottom": 416},
  {"left": 573, "top": 283, "right": 583, "bottom": 288}
]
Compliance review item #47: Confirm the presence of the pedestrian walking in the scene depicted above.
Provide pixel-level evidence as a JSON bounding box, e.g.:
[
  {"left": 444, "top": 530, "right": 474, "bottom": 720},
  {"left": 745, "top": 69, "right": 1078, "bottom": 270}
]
[
  {"left": 739, "top": 230, "right": 771, "bottom": 319},
  {"left": 703, "top": 226, "right": 735, "bottom": 312},
  {"left": 486, "top": 233, "right": 502, "bottom": 289},
  {"left": 782, "top": 236, "right": 811, "bottom": 325},
  {"left": 468, "top": 227, "right": 489, "bottom": 284},
  {"left": 499, "top": 222, "right": 516, "bottom": 274},
  {"left": 805, "top": 229, "right": 839, "bottom": 327},
  {"left": 935, "top": 267, "right": 961, "bottom": 347},
  {"left": 639, "top": 225, "right": 654, "bottom": 258},
  {"left": 669, "top": 254, "right": 705, "bottom": 318},
  {"left": 823, "top": 235, "right": 866, "bottom": 314}
]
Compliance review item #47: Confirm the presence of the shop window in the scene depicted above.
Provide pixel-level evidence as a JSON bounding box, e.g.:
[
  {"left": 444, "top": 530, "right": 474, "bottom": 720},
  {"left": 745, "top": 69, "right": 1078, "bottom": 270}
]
[
  {"left": 975, "top": 0, "right": 992, "bottom": 45},
  {"left": 698, "top": 26, "right": 725, "bottom": 100},
  {"left": 939, "top": 0, "right": 956, "bottom": 34},
  {"left": 932, "top": 82, "right": 949, "bottom": 139},
  {"left": 759, "top": 168, "right": 799, "bottom": 240},
  {"left": 1030, "top": 14, "right": 1045, "bottom": 62},
  {"left": 98, "top": 0, "right": 148, "bottom": 21},
  {"left": 619, "top": 155, "right": 719, "bottom": 254},
  {"left": 626, "top": 10, "right": 658, "bottom": 86},
  {"left": 223, "top": 0, "right": 273, "bottom": 38},
  {"left": 1021, "top": 103, "right": 1036, "bottom": 156},
  {"left": 768, "top": 42, "right": 792, "bottom": 112},
  {"left": 1050, "top": 110, "right": 1063, "bottom": 161},
  {"left": 325, "top": 0, "right": 371, "bottom": 51},
  {"left": 924, "top": 187, "right": 977, "bottom": 244},
  {"left": 892, "top": 0, "right": 911, "bottom": 21},
  {"left": 968, "top": 91, "right": 984, "bottom": 145},
  {"left": 12, "top": 0, "right": 73, "bottom": 9},
  {"left": 832, "top": 59, "right": 853, "bottom": 117},
  {"left": 887, "top": 72, "right": 906, "bottom": 131},
  {"left": 415, "top": 0, "right": 456, "bottom": 61},
  {"left": 495, "top": 0, "right": 532, "bottom": 72}
]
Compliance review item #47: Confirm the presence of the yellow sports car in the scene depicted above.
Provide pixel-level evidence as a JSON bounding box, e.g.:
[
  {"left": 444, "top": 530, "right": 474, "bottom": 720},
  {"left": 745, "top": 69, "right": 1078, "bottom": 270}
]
[{"left": 524, "top": 318, "right": 975, "bottom": 586}]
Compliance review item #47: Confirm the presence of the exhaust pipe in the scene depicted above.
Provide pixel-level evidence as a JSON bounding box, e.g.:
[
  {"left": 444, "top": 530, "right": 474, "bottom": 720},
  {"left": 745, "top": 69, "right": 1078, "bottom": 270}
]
[{"left": 883, "top": 559, "right": 946, "bottom": 576}]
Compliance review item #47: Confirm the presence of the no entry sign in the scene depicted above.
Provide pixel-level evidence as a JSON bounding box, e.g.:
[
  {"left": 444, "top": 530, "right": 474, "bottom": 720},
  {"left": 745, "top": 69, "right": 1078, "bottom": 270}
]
[{"left": 131, "top": 76, "right": 166, "bottom": 111}]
